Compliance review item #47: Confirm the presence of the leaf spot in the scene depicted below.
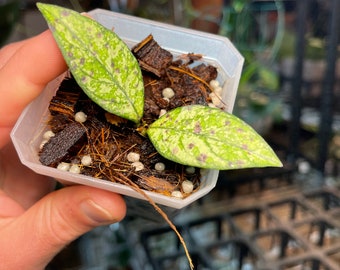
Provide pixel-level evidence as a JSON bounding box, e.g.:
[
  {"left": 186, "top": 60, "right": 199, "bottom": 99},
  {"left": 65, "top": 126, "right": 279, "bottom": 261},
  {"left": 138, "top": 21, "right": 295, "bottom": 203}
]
[
  {"left": 194, "top": 122, "right": 201, "bottom": 134},
  {"left": 236, "top": 160, "right": 245, "bottom": 166},
  {"left": 172, "top": 147, "right": 179, "bottom": 155},
  {"left": 197, "top": 153, "right": 207, "bottom": 163},
  {"left": 61, "top": 10, "right": 70, "bottom": 16},
  {"left": 188, "top": 143, "right": 195, "bottom": 149}
]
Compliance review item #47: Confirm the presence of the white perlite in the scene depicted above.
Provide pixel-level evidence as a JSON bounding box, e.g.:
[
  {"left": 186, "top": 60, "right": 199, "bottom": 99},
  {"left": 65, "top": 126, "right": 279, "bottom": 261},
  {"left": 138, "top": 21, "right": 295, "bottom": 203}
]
[
  {"left": 127, "top": 152, "right": 140, "bottom": 163},
  {"left": 154, "top": 162, "right": 165, "bottom": 171},
  {"left": 43, "top": 130, "right": 55, "bottom": 140},
  {"left": 69, "top": 164, "right": 81, "bottom": 174},
  {"left": 171, "top": 190, "right": 183, "bottom": 199},
  {"left": 209, "top": 92, "right": 223, "bottom": 108},
  {"left": 57, "top": 162, "right": 71, "bottom": 171},
  {"left": 209, "top": 79, "right": 220, "bottom": 89},
  {"left": 131, "top": 161, "right": 144, "bottom": 171},
  {"left": 39, "top": 139, "right": 49, "bottom": 150},
  {"left": 74, "top": 111, "right": 87, "bottom": 123},
  {"left": 182, "top": 180, "right": 194, "bottom": 194},
  {"left": 162, "top": 87, "right": 175, "bottom": 99},
  {"left": 81, "top": 155, "right": 92, "bottom": 166},
  {"left": 159, "top": 109, "right": 167, "bottom": 118}
]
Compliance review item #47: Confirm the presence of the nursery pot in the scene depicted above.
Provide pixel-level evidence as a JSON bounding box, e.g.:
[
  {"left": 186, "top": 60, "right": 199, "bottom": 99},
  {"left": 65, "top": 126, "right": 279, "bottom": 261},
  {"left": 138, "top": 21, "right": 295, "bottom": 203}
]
[{"left": 11, "top": 9, "right": 243, "bottom": 210}]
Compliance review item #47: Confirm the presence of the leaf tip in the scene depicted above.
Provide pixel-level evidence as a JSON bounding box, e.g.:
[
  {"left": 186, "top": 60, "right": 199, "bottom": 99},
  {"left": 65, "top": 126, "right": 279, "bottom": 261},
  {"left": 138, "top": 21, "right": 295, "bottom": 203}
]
[
  {"left": 270, "top": 156, "right": 283, "bottom": 168},
  {"left": 36, "top": 2, "right": 50, "bottom": 14}
]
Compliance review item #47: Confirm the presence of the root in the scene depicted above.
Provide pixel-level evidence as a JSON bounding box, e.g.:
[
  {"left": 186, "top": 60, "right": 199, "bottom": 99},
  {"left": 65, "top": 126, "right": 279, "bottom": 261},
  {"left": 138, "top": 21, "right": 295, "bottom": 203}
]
[{"left": 113, "top": 172, "right": 194, "bottom": 270}]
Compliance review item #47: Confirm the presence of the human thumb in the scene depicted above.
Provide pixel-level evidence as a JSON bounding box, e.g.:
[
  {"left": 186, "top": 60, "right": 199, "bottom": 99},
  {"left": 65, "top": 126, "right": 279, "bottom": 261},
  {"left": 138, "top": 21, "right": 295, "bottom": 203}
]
[{"left": 0, "top": 185, "right": 126, "bottom": 270}]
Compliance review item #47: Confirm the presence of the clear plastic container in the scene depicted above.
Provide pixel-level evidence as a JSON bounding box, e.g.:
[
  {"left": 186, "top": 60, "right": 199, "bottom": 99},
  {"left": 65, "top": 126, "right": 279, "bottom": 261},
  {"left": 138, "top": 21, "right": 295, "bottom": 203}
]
[{"left": 11, "top": 9, "right": 243, "bottom": 209}]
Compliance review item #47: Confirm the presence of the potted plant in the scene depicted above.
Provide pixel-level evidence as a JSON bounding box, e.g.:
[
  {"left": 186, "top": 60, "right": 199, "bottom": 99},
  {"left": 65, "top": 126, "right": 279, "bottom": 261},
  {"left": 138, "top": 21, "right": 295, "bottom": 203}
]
[
  {"left": 11, "top": 4, "right": 283, "bottom": 268},
  {"left": 12, "top": 3, "right": 281, "bottom": 207}
]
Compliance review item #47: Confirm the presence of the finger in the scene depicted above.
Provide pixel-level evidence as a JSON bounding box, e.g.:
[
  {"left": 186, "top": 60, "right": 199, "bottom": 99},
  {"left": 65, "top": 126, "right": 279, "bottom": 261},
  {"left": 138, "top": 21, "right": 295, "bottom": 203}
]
[
  {"left": 0, "top": 185, "right": 126, "bottom": 270},
  {"left": 0, "top": 190, "right": 25, "bottom": 218},
  {"left": 0, "top": 40, "right": 25, "bottom": 69},
  {"left": 0, "top": 39, "right": 26, "bottom": 147},
  {"left": 0, "top": 142, "right": 56, "bottom": 209},
  {"left": 0, "top": 30, "right": 67, "bottom": 131}
]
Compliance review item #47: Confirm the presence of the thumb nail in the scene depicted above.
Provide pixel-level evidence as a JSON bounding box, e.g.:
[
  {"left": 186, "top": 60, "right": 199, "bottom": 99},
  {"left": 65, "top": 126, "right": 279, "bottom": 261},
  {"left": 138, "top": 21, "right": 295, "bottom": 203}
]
[{"left": 80, "top": 199, "right": 115, "bottom": 224}]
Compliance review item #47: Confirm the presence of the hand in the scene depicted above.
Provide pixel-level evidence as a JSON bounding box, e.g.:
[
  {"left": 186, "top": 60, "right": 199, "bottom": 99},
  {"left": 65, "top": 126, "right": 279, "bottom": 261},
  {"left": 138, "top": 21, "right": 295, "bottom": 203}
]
[{"left": 0, "top": 31, "right": 126, "bottom": 269}]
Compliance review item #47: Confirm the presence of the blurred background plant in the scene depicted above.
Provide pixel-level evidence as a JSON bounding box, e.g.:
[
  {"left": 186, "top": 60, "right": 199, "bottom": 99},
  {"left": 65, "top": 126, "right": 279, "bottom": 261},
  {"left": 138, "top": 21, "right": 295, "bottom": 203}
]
[
  {"left": 217, "top": 0, "right": 285, "bottom": 134},
  {"left": 0, "top": 0, "right": 21, "bottom": 47}
]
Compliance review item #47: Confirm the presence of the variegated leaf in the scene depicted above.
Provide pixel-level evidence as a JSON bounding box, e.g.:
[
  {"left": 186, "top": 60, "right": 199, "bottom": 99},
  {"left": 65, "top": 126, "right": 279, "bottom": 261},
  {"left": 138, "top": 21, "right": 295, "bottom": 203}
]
[
  {"left": 147, "top": 105, "right": 282, "bottom": 170},
  {"left": 37, "top": 3, "right": 144, "bottom": 123}
]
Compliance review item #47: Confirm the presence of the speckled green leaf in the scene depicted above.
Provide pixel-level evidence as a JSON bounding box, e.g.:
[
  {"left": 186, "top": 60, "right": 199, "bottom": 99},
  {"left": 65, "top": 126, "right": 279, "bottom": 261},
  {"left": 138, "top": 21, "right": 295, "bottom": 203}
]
[
  {"left": 147, "top": 105, "right": 282, "bottom": 170},
  {"left": 37, "top": 3, "right": 144, "bottom": 123}
]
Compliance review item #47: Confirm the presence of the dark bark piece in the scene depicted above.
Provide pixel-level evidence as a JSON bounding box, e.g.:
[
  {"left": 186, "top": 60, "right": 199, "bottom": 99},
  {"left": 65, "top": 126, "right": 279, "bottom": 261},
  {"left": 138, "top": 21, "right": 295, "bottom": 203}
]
[
  {"left": 167, "top": 69, "right": 209, "bottom": 108},
  {"left": 48, "top": 77, "right": 81, "bottom": 117},
  {"left": 39, "top": 122, "right": 86, "bottom": 166},
  {"left": 132, "top": 34, "right": 173, "bottom": 77},
  {"left": 192, "top": 63, "right": 218, "bottom": 82}
]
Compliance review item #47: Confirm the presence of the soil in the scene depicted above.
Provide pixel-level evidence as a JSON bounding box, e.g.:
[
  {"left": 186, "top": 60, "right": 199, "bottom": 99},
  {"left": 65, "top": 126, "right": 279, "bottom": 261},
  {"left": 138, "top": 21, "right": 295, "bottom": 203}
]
[{"left": 39, "top": 34, "right": 220, "bottom": 198}]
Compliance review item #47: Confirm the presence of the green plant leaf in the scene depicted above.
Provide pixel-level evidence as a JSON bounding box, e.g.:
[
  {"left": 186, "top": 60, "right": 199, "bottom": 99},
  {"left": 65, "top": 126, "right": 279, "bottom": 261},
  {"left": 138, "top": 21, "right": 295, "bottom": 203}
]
[
  {"left": 37, "top": 3, "right": 144, "bottom": 123},
  {"left": 147, "top": 105, "right": 282, "bottom": 170}
]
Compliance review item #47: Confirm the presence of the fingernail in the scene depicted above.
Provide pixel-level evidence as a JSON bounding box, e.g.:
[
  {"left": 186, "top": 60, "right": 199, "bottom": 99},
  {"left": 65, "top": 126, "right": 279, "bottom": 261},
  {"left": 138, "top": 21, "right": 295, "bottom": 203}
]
[{"left": 80, "top": 199, "right": 115, "bottom": 224}]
